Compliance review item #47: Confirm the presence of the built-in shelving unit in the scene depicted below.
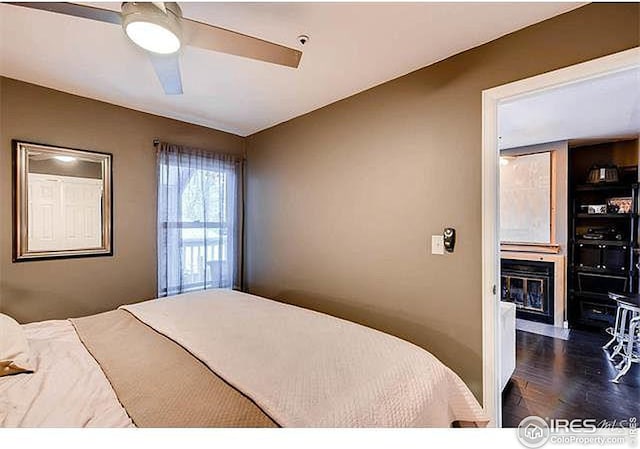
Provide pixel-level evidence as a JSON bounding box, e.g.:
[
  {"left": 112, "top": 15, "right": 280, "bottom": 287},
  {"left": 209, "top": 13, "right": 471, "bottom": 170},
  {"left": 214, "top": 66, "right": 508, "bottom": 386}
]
[{"left": 567, "top": 139, "right": 639, "bottom": 330}]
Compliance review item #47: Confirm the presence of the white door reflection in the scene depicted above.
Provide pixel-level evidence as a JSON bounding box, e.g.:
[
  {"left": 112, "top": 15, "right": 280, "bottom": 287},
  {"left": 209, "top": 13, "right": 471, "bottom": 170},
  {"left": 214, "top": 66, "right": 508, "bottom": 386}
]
[{"left": 28, "top": 174, "right": 103, "bottom": 251}]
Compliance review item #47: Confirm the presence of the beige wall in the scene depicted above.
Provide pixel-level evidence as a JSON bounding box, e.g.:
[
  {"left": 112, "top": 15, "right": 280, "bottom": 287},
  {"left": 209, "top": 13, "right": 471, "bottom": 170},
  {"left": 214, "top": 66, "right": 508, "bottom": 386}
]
[
  {"left": 0, "top": 77, "right": 244, "bottom": 323},
  {"left": 244, "top": 3, "right": 640, "bottom": 399}
]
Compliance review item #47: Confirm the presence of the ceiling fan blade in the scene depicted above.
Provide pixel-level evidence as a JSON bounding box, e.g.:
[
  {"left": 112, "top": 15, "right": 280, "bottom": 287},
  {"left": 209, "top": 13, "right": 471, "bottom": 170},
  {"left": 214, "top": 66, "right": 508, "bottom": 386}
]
[
  {"left": 5, "top": 2, "right": 122, "bottom": 25},
  {"left": 148, "top": 53, "right": 183, "bottom": 95},
  {"left": 183, "top": 18, "right": 302, "bottom": 68}
]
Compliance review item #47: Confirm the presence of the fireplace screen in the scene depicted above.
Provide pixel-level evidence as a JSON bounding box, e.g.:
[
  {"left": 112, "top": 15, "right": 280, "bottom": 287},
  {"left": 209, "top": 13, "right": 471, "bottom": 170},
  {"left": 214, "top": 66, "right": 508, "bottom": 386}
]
[
  {"left": 501, "top": 276, "right": 545, "bottom": 313},
  {"left": 500, "top": 259, "right": 554, "bottom": 324}
]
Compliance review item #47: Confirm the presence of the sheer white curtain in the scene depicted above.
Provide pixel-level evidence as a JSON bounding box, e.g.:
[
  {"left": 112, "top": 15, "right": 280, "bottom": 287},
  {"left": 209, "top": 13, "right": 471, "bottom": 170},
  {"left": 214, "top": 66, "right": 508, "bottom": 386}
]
[{"left": 157, "top": 142, "right": 243, "bottom": 297}]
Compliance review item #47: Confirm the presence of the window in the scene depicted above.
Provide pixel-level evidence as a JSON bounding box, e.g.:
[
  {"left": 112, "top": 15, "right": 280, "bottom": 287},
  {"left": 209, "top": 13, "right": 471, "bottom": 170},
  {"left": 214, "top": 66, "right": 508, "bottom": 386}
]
[{"left": 157, "top": 143, "right": 242, "bottom": 296}]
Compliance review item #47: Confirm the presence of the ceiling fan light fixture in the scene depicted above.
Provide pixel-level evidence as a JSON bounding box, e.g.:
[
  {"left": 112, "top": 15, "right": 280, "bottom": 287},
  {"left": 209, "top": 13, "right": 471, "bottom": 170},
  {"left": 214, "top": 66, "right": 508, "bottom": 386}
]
[
  {"left": 122, "top": 2, "right": 183, "bottom": 54},
  {"left": 125, "top": 21, "right": 181, "bottom": 54}
]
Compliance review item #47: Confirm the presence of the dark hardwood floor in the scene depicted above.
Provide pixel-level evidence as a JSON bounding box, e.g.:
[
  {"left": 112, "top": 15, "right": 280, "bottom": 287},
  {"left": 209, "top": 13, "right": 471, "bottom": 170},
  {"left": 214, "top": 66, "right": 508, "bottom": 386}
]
[{"left": 502, "top": 328, "right": 640, "bottom": 427}]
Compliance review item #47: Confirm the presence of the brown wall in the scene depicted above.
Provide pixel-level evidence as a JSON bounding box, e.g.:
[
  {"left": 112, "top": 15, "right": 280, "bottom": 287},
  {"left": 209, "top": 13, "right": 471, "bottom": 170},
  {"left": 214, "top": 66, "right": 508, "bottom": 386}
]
[
  {"left": 0, "top": 77, "right": 244, "bottom": 323},
  {"left": 244, "top": 3, "right": 640, "bottom": 399}
]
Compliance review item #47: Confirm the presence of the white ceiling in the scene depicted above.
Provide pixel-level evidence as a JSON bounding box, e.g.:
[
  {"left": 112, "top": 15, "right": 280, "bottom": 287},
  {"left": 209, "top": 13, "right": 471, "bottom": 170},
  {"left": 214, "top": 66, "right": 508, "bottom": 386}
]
[
  {"left": 498, "top": 67, "right": 640, "bottom": 149},
  {"left": 0, "top": 2, "right": 583, "bottom": 136}
]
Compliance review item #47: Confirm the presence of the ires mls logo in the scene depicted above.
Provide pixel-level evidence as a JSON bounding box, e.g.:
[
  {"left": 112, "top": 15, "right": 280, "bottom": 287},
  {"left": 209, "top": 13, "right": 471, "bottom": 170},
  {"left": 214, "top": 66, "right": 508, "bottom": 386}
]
[
  {"left": 517, "top": 415, "right": 634, "bottom": 447},
  {"left": 518, "top": 416, "right": 550, "bottom": 448},
  {"left": 549, "top": 418, "right": 598, "bottom": 433}
]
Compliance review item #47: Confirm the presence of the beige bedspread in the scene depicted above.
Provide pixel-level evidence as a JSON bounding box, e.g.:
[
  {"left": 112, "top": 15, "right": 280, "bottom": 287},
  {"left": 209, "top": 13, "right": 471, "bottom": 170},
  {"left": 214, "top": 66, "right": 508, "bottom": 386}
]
[
  {"left": 2, "top": 289, "right": 487, "bottom": 428},
  {"left": 122, "top": 290, "right": 488, "bottom": 427},
  {"left": 71, "top": 310, "right": 277, "bottom": 428}
]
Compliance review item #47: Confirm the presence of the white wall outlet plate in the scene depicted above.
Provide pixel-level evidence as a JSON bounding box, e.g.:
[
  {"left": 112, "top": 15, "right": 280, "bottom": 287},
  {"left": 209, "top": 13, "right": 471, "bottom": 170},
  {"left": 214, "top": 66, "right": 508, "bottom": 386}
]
[{"left": 431, "top": 235, "right": 445, "bottom": 255}]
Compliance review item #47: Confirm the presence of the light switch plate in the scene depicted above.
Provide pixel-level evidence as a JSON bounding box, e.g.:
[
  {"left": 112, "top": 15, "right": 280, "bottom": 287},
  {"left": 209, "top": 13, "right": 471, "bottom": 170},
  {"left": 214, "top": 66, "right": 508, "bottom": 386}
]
[{"left": 431, "top": 235, "right": 444, "bottom": 255}]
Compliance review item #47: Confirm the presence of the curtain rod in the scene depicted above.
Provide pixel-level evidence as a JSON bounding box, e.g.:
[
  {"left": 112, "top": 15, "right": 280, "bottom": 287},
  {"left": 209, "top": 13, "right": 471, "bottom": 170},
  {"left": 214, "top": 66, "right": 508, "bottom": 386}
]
[{"left": 152, "top": 139, "right": 246, "bottom": 162}]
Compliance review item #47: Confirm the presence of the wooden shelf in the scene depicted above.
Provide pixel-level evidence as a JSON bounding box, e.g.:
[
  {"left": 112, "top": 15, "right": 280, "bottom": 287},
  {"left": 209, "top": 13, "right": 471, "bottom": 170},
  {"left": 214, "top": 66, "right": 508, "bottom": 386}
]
[
  {"left": 575, "top": 183, "right": 638, "bottom": 192},
  {"left": 571, "top": 265, "right": 629, "bottom": 276},
  {"left": 575, "top": 239, "right": 629, "bottom": 246},
  {"left": 569, "top": 290, "right": 617, "bottom": 303},
  {"left": 575, "top": 213, "right": 634, "bottom": 219}
]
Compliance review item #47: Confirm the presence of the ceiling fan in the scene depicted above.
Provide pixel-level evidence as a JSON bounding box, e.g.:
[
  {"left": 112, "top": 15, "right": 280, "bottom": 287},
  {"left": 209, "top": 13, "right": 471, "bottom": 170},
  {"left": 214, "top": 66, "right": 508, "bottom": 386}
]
[{"left": 6, "top": 2, "right": 303, "bottom": 95}]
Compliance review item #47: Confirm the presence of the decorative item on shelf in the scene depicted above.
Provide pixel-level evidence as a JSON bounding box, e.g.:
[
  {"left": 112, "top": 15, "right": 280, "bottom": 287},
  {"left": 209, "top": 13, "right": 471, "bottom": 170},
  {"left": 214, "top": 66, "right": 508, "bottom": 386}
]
[
  {"left": 586, "top": 164, "right": 620, "bottom": 184},
  {"left": 607, "top": 197, "right": 633, "bottom": 214},
  {"left": 581, "top": 227, "right": 623, "bottom": 241},
  {"left": 582, "top": 232, "right": 605, "bottom": 240},
  {"left": 581, "top": 204, "right": 607, "bottom": 214}
]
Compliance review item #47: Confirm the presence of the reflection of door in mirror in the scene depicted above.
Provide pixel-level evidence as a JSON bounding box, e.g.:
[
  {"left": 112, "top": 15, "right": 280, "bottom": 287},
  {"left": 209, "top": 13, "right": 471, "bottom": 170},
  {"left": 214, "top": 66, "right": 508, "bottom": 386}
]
[{"left": 28, "top": 174, "right": 103, "bottom": 251}]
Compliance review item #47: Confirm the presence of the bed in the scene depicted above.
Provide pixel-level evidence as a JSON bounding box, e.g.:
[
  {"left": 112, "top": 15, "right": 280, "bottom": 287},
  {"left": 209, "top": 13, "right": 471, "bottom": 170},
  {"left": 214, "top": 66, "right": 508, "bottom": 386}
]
[{"left": 0, "top": 289, "right": 487, "bottom": 427}]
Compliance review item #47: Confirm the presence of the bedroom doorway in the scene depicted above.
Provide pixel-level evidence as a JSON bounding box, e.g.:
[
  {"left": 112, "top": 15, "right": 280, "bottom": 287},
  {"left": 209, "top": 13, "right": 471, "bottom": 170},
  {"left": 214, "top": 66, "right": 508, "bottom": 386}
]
[{"left": 481, "top": 47, "right": 640, "bottom": 427}]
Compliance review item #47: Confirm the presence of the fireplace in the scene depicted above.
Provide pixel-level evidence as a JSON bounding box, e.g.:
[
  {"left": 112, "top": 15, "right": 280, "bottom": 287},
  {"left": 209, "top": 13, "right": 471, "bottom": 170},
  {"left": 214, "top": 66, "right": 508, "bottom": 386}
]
[{"left": 501, "top": 259, "right": 555, "bottom": 324}]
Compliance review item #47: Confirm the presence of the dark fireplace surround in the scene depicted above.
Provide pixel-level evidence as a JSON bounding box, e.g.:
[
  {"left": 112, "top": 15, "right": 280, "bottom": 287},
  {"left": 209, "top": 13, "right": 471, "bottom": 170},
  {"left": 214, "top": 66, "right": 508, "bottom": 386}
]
[{"left": 501, "top": 259, "right": 555, "bottom": 324}]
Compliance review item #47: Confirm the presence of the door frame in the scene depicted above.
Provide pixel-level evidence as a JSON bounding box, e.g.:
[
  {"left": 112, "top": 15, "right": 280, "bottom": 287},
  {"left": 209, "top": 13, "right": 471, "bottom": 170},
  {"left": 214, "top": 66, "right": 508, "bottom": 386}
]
[{"left": 481, "top": 46, "right": 640, "bottom": 427}]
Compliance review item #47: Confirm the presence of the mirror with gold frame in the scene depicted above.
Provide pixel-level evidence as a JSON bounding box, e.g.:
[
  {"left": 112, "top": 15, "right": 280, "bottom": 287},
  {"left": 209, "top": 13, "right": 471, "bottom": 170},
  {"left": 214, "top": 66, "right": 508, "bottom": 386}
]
[{"left": 13, "top": 141, "right": 113, "bottom": 261}]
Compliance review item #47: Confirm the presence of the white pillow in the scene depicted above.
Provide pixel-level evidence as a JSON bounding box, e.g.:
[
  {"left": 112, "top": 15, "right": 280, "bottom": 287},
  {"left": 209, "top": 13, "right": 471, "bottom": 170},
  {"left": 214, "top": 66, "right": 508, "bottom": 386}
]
[{"left": 0, "top": 313, "right": 33, "bottom": 376}]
